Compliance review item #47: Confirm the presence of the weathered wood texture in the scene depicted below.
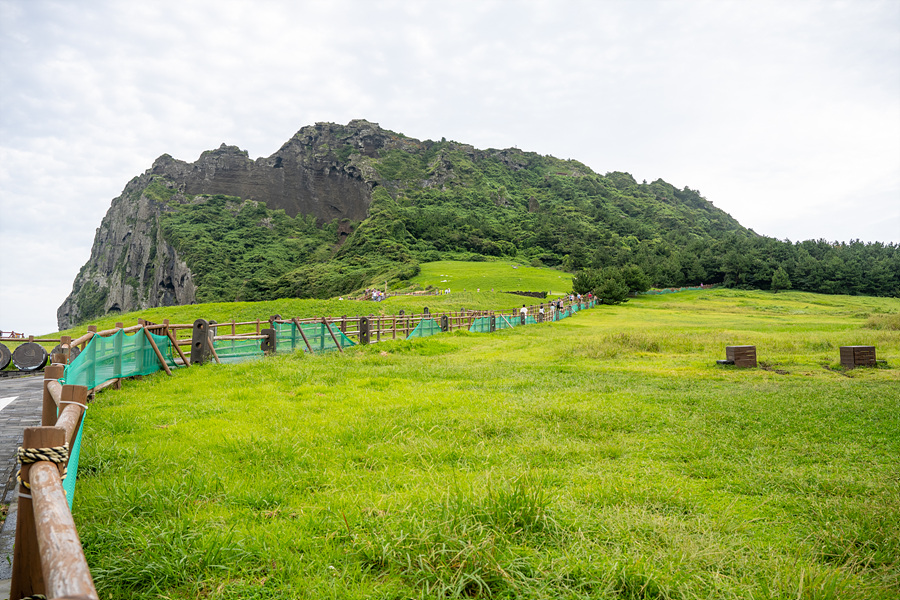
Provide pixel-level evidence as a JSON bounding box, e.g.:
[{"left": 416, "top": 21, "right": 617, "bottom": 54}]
[
  {"left": 42, "top": 364, "right": 66, "bottom": 426},
  {"left": 31, "top": 461, "right": 99, "bottom": 600},
  {"left": 725, "top": 345, "right": 757, "bottom": 368},
  {"left": 11, "top": 425, "right": 99, "bottom": 600},
  {"left": 55, "top": 385, "right": 89, "bottom": 449},
  {"left": 10, "top": 427, "right": 63, "bottom": 599},
  {"left": 840, "top": 346, "right": 876, "bottom": 368}
]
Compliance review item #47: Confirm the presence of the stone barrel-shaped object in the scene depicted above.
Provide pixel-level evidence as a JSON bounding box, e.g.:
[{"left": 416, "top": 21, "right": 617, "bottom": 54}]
[{"left": 12, "top": 342, "right": 49, "bottom": 371}]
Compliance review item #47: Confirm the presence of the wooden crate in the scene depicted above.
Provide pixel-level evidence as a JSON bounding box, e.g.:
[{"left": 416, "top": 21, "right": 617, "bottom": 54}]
[
  {"left": 840, "top": 346, "right": 876, "bottom": 368},
  {"left": 725, "top": 345, "right": 757, "bottom": 368}
]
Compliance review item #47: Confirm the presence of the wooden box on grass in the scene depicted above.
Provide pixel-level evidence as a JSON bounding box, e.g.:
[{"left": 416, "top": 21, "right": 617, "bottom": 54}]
[
  {"left": 840, "top": 346, "right": 876, "bottom": 368},
  {"left": 726, "top": 345, "right": 757, "bottom": 368}
]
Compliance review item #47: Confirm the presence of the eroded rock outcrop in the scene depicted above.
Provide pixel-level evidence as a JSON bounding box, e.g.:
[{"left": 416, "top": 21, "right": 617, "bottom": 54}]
[
  {"left": 57, "top": 120, "right": 403, "bottom": 329},
  {"left": 57, "top": 175, "right": 197, "bottom": 329}
]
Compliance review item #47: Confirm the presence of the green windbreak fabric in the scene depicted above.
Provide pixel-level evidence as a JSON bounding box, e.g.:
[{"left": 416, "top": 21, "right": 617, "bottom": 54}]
[
  {"left": 495, "top": 315, "right": 518, "bottom": 330},
  {"left": 62, "top": 415, "right": 85, "bottom": 509},
  {"left": 468, "top": 316, "right": 493, "bottom": 333},
  {"left": 407, "top": 318, "right": 442, "bottom": 339},
  {"left": 273, "top": 321, "right": 356, "bottom": 353},
  {"left": 59, "top": 327, "right": 177, "bottom": 504},
  {"left": 213, "top": 338, "right": 264, "bottom": 363},
  {"left": 61, "top": 328, "right": 176, "bottom": 389}
]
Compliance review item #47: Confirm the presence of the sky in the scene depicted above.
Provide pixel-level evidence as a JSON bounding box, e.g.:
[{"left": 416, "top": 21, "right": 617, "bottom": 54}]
[{"left": 1, "top": 0, "right": 898, "bottom": 335}]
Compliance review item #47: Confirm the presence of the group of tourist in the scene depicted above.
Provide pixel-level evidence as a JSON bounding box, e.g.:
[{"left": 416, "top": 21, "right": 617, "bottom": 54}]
[
  {"left": 366, "top": 289, "right": 387, "bottom": 302},
  {"left": 515, "top": 292, "right": 591, "bottom": 320}
]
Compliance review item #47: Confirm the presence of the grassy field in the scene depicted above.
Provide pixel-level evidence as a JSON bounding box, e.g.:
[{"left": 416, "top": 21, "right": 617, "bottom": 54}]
[
  {"left": 13, "top": 261, "right": 567, "bottom": 341},
  {"left": 407, "top": 260, "right": 573, "bottom": 296},
  {"left": 2, "top": 261, "right": 569, "bottom": 372},
  {"left": 68, "top": 289, "right": 900, "bottom": 599}
]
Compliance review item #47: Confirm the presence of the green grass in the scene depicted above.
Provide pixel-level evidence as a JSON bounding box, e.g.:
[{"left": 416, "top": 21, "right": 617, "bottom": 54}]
[
  {"left": 66, "top": 289, "right": 900, "bottom": 598},
  {"left": 408, "top": 260, "right": 573, "bottom": 296},
  {"left": 3, "top": 261, "right": 570, "bottom": 372}
]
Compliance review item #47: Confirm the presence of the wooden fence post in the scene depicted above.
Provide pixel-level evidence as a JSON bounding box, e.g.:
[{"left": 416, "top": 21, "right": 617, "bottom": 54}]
[
  {"left": 55, "top": 334, "right": 72, "bottom": 365},
  {"left": 10, "top": 426, "right": 66, "bottom": 599},
  {"left": 292, "top": 318, "right": 314, "bottom": 354},
  {"left": 56, "top": 384, "right": 89, "bottom": 450},
  {"left": 323, "top": 319, "right": 344, "bottom": 353},
  {"left": 143, "top": 328, "right": 173, "bottom": 376},
  {"left": 41, "top": 364, "right": 65, "bottom": 426},
  {"left": 85, "top": 325, "right": 97, "bottom": 388},
  {"left": 113, "top": 323, "right": 123, "bottom": 379},
  {"left": 167, "top": 329, "right": 191, "bottom": 367},
  {"left": 135, "top": 321, "right": 148, "bottom": 376}
]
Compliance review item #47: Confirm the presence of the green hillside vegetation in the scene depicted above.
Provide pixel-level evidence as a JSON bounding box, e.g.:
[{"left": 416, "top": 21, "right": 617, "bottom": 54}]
[
  {"left": 407, "top": 261, "right": 574, "bottom": 295},
  {"left": 64, "top": 122, "right": 898, "bottom": 327},
  {"left": 152, "top": 128, "right": 898, "bottom": 313},
  {"left": 72, "top": 289, "right": 899, "bottom": 599},
  {"left": 0, "top": 263, "right": 570, "bottom": 367},
  {"left": 44, "top": 261, "right": 566, "bottom": 339}
]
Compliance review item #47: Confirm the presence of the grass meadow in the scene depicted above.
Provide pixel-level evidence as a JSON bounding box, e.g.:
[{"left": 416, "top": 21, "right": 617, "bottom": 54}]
[
  {"left": 71, "top": 289, "right": 899, "bottom": 599},
  {"left": 407, "top": 260, "right": 574, "bottom": 296}
]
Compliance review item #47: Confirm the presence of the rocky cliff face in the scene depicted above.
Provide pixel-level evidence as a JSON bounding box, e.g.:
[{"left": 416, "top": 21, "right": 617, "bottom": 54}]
[
  {"left": 58, "top": 119, "right": 399, "bottom": 329},
  {"left": 58, "top": 118, "right": 753, "bottom": 329},
  {"left": 147, "top": 119, "right": 389, "bottom": 223},
  {"left": 57, "top": 175, "right": 198, "bottom": 329}
]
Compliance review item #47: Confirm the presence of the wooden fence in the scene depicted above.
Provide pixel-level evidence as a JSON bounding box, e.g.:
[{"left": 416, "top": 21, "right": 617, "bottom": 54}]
[
  {"left": 6, "top": 299, "right": 593, "bottom": 598},
  {"left": 10, "top": 367, "right": 97, "bottom": 599}
]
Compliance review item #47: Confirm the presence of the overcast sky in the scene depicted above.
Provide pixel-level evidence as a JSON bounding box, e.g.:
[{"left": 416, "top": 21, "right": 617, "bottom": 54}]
[{"left": 1, "top": 0, "right": 898, "bottom": 335}]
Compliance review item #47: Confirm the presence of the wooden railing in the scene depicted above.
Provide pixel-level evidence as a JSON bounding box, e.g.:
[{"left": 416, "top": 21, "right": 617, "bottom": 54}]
[
  {"left": 6, "top": 299, "right": 594, "bottom": 597},
  {"left": 10, "top": 365, "right": 97, "bottom": 600}
]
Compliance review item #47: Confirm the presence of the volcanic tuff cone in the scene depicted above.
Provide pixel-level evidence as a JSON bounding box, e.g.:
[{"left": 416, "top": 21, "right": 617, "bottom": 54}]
[{"left": 58, "top": 119, "right": 747, "bottom": 329}]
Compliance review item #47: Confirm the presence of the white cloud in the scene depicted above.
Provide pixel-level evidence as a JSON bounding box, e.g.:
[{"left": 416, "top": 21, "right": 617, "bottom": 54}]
[{"left": 1, "top": 0, "right": 897, "bottom": 334}]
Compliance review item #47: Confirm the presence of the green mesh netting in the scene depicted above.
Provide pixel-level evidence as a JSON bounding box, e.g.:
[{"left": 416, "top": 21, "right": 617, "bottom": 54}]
[
  {"left": 61, "top": 328, "right": 177, "bottom": 389},
  {"left": 495, "top": 315, "right": 518, "bottom": 330},
  {"left": 213, "top": 338, "right": 265, "bottom": 363},
  {"left": 59, "top": 327, "right": 177, "bottom": 507},
  {"left": 468, "top": 316, "right": 493, "bottom": 333},
  {"left": 407, "top": 318, "right": 442, "bottom": 339},
  {"left": 552, "top": 309, "right": 568, "bottom": 321},
  {"left": 62, "top": 415, "right": 85, "bottom": 509},
  {"left": 273, "top": 321, "right": 356, "bottom": 353}
]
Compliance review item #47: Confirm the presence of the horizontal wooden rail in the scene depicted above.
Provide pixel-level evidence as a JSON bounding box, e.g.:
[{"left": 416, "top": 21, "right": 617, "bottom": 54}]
[
  {"left": 9, "top": 298, "right": 596, "bottom": 596},
  {"left": 30, "top": 460, "right": 99, "bottom": 599},
  {"left": 11, "top": 426, "right": 98, "bottom": 600}
]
